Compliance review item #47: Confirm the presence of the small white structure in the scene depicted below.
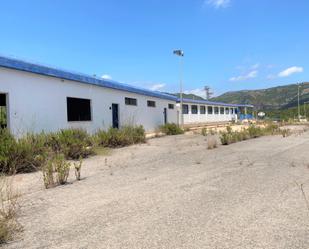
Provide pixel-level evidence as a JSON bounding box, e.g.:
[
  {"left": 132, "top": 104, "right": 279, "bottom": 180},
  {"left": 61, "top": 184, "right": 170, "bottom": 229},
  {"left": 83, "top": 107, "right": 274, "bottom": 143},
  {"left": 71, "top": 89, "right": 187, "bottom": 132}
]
[
  {"left": 180, "top": 99, "right": 241, "bottom": 124},
  {"left": 0, "top": 56, "right": 253, "bottom": 136}
]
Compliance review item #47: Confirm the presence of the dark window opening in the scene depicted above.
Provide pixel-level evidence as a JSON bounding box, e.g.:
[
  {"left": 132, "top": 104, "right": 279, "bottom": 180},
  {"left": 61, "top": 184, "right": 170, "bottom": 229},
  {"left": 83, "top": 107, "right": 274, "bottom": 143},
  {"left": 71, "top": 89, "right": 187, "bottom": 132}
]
[
  {"left": 200, "top": 106, "right": 206, "bottom": 114},
  {"left": 67, "top": 97, "right": 91, "bottom": 122},
  {"left": 0, "top": 94, "right": 7, "bottom": 128},
  {"left": 225, "top": 108, "right": 229, "bottom": 114},
  {"left": 125, "top": 97, "right": 137, "bottom": 106},
  {"left": 214, "top": 107, "right": 219, "bottom": 114},
  {"left": 147, "top": 100, "right": 156, "bottom": 107},
  {"left": 220, "top": 107, "right": 224, "bottom": 114},
  {"left": 182, "top": 104, "right": 189, "bottom": 114},
  {"left": 231, "top": 108, "right": 234, "bottom": 114},
  {"left": 208, "top": 106, "right": 213, "bottom": 114},
  {"left": 191, "top": 105, "right": 198, "bottom": 114},
  {"left": 168, "top": 104, "right": 174, "bottom": 109}
]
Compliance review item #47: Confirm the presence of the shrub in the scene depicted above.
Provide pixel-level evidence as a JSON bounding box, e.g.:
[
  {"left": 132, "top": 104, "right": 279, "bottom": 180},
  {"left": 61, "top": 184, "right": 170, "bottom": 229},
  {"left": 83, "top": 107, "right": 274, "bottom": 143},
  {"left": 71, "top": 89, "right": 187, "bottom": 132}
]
[
  {"left": 11, "top": 134, "right": 48, "bottom": 173},
  {"left": 42, "top": 159, "right": 55, "bottom": 189},
  {"left": 281, "top": 128, "right": 291, "bottom": 137},
  {"left": 0, "top": 129, "right": 16, "bottom": 174},
  {"left": 95, "top": 126, "right": 145, "bottom": 148},
  {"left": 54, "top": 154, "right": 70, "bottom": 185},
  {"left": 0, "top": 175, "right": 20, "bottom": 244},
  {"left": 248, "top": 125, "right": 262, "bottom": 138},
  {"left": 45, "top": 129, "right": 94, "bottom": 160},
  {"left": 201, "top": 128, "right": 208, "bottom": 136},
  {"left": 0, "top": 130, "right": 48, "bottom": 174},
  {"left": 220, "top": 133, "right": 230, "bottom": 145},
  {"left": 42, "top": 154, "right": 70, "bottom": 188},
  {"left": 159, "top": 123, "right": 184, "bottom": 135}
]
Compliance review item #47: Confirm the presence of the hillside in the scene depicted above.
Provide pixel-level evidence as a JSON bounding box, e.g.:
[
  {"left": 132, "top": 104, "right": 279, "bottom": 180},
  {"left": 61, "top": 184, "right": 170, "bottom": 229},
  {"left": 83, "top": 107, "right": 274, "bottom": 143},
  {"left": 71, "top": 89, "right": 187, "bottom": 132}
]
[
  {"left": 210, "top": 82, "right": 309, "bottom": 110},
  {"left": 170, "top": 93, "right": 205, "bottom": 101}
]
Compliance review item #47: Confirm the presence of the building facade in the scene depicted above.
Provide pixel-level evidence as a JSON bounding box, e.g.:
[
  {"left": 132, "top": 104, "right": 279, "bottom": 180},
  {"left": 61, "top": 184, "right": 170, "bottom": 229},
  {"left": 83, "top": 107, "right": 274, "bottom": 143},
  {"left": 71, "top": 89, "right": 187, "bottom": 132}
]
[
  {"left": 180, "top": 99, "right": 252, "bottom": 124},
  {"left": 0, "top": 56, "right": 253, "bottom": 137}
]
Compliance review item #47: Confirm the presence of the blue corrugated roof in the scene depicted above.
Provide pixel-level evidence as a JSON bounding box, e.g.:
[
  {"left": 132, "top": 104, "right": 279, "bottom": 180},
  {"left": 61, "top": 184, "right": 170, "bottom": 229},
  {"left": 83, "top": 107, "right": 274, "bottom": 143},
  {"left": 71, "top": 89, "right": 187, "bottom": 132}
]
[
  {"left": 0, "top": 55, "right": 177, "bottom": 101},
  {"left": 179, "top": 98, "right": 254, "bottom": 108}
]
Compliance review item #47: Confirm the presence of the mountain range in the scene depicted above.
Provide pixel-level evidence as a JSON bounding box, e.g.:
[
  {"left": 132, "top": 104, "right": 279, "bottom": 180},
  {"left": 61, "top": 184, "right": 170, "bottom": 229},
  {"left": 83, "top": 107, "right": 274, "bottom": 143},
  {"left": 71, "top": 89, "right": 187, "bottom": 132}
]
[{"left": 173, "top": 82, "right": 309, "bottom": 110}]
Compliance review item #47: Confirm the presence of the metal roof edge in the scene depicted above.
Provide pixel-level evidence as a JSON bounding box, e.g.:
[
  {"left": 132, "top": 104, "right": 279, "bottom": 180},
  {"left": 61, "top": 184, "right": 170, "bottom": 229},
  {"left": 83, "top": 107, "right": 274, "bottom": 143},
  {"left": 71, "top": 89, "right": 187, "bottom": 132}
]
[
  {"left": 178, "top": 98, "right": 254, "bottom": 108},
  {"left": 0, "top": 55, "right": 178, "bottom": 101}
]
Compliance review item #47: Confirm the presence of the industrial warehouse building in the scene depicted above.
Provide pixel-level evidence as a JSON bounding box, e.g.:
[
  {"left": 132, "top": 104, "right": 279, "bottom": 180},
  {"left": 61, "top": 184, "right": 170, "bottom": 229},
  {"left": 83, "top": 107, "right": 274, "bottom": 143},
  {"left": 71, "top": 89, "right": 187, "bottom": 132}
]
[{"left": 0, "top": 56, "right": 253, "bottom": 137}]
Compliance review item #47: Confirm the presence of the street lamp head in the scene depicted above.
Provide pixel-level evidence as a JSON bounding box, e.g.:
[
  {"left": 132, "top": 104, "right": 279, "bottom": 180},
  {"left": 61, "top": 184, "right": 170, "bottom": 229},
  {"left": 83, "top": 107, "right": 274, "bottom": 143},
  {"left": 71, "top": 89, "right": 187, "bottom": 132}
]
[{"left": 173, "top": 50, "right": 184, "bottom": 57}]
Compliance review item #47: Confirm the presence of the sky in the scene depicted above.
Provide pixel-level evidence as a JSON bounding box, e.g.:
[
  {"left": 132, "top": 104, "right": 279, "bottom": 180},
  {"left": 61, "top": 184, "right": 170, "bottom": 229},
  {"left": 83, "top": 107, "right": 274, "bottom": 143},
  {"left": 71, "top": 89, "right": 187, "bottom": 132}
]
[{"left": 0, "top": 0, "right": 308, "bottom": 97}]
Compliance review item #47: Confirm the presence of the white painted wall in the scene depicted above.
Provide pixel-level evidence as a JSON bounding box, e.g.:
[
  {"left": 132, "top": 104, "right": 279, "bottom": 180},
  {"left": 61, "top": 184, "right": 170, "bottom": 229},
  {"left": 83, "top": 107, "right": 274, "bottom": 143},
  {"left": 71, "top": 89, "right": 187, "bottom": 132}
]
[
  {"left": 0, "top": 68, "right": 177, "bottom": 136},
  {"left": 182, "top": 103, "right": 237, "bottom": 124}
]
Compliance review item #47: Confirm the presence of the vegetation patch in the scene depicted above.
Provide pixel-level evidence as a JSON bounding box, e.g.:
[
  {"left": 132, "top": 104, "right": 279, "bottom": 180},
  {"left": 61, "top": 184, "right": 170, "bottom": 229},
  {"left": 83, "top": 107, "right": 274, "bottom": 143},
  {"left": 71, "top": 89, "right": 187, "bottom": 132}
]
[
  {"left": 219, "top": 124, "right": 289, "bottom": 146},
  {"left": 159, "top": 123, "right": 184, "bottom": 135},
  {"left": 0, "top": 176, "right": 20, "bottom": 244},
  {"left": 45, "top": 129, "right": 94, "bottom": 160},
  {"left": 95, "top": 126, "right": 145, "bottom": 148},
  {"left": 0, "top": 125, "right": 145, "bottom": 175}
]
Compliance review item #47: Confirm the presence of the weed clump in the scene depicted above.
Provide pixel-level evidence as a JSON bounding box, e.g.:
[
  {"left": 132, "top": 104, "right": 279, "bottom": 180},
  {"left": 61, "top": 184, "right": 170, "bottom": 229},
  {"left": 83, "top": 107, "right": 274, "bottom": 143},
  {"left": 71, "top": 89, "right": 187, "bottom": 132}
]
[
  {"left": 46, "top": 129, "right": 94, "bottom": 160},
  {"left": 0, "top": 130, "right": 47, "bottom": 174},
  {"left": 42, "top": 154, "right": 71, "bottom": 188},
  {"left": 74, "top": 159, "right": 82, "bottom": 181},
  {"left": 95, "top": 125, "right": 145, "bottom": 148},
  {"left": 0, "top": 176, "right": 20, "bottom": 244},
  {"left": 220, "top": 123, "right": 286, "bottom": 146},
  {"left": 159, "top": 123, "right": 184, "bottom": 135}
]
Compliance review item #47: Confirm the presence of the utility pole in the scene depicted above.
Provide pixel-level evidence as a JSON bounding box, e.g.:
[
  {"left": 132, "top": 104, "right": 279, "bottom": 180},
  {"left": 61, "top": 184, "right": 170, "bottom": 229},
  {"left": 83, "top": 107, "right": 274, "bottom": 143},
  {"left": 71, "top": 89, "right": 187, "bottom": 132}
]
[{"left": 204, "top": 86, "right": 213, "bottom": 100}]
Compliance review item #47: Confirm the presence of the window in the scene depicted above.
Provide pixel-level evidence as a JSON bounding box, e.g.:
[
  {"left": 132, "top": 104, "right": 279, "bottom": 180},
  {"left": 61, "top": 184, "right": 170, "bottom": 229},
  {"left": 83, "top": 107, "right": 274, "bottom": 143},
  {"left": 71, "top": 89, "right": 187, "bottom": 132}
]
[
  {"left": 231, "top": 108, "right": 234, "bottom": 114},
  {"left": 182, "top": 104, "right": 189, "bottom": 114},
  {"left": 214, "top": 107, "right": 219, "bottom": 114},
  {"left": 208, "top": 106, "right": 213, "bottom": 114},
  {"left": 200, "top": 106, "right": 206, "bottom": 114},
  {"left": 220, "top": 107, "right": 224, "bottom": 114},
  {"left": 191, "top": 105, "right": 198, "bottom": 114},
  {"left": 67, "top": 97, "right": 91, "bottom": 122},
  {"left": 168, "top": 104, "right": 174, "bottom": 109},
  {"left": 225, "top": 108, "right": 229, "bottom": 114},
  {"left": 125, "top": 97, "right": 137, "bottom": 106},
  {"left": 147, "top": 100, "right": 156, "bottom": 107}
]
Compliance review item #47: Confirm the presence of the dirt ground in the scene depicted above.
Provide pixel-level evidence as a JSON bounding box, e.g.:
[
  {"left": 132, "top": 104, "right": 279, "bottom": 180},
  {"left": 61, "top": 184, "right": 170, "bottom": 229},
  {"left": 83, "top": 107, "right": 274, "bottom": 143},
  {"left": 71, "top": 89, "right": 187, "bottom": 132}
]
[{"left": 4, "top": 126, "right": 309, "bottom": 249}]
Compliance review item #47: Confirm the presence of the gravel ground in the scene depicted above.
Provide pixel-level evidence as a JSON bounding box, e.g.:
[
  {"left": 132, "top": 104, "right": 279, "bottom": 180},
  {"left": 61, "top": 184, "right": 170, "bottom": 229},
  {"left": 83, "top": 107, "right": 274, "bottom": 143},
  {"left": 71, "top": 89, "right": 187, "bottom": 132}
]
[{"left": 4, "top": 127, "right": 309, "bottom": 249}]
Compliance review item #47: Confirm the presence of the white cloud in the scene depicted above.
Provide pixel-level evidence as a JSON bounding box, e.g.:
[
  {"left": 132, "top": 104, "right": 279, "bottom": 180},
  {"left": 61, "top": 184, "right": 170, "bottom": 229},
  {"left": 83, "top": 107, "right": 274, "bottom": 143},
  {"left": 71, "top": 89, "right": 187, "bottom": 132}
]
[
  {"left": 206, "top": 0, "right": 231, "bottom": 8},
  {"left": 149, "top": 83, "right": 166, "bottom": 91},
  {"left": 229, "top": 70, "right": 258, "bottom": 82},
  {"left": 101, "top": 74, "right": 112, "bottom": 80},
  {"left": 278, "top": 66, "right": 304, "bottom": 78},
  {"left": 184, "top": 88, "right": 206, "bottom": 98}
]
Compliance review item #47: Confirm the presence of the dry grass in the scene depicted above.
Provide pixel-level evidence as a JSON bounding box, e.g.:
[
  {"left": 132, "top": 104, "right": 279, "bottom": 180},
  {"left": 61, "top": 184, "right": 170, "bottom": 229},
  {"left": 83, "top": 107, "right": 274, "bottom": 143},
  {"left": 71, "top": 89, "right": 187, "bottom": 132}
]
[
  {"left": 0, "top": 175, "right": 20, "bottom": 244},
  {"left": 74, "top": 159, "right": 82, "bottom": 181},
  {"left": 42, "top": 154, "right": 70, "bottom": 189},
  {"left": 207, "top": 135, "right": 218, "bottom": 150}
]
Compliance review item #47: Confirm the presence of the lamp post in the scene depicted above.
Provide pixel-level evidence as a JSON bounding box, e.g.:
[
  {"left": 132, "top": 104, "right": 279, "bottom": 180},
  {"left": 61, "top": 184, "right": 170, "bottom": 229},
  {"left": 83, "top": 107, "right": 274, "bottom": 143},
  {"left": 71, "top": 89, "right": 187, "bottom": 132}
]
[{"left": 173, "top": 49, "right": 184, "bottom": 127}]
